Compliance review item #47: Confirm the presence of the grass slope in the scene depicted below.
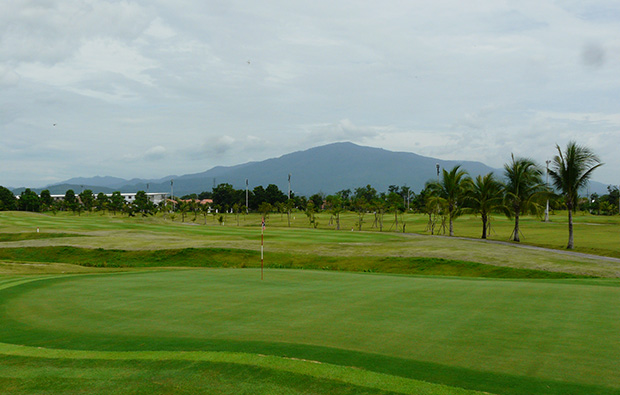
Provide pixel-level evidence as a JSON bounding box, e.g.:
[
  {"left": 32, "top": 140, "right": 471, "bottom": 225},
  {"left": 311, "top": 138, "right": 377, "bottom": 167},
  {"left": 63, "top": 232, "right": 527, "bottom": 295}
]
[{"left": 0, "top": 246, "right": 588, "bottom": 279}]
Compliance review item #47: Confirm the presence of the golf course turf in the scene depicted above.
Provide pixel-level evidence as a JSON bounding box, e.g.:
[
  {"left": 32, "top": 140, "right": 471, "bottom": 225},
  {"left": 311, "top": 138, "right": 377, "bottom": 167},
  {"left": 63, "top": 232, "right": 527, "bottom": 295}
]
[
  {"left": 1, "top": 269, "right": 619, "bottom": 394},
  {"left": 1, "top": 211, "right": 620, "bottom": 394}
]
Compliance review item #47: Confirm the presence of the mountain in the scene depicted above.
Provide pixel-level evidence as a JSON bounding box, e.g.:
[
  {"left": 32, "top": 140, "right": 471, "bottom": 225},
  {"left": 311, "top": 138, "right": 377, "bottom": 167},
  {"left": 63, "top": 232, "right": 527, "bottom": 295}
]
[
  {"left": 172, "top": 142, "right": 500, "bottom": 196},
  {"left": 14, "top": 142, "right": 611, "bottom": 196}
]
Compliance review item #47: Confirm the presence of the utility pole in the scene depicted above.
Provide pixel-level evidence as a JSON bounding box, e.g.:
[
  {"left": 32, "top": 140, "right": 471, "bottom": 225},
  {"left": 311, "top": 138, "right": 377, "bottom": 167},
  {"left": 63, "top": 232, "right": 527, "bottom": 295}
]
[
  {"left": 170, "top": 179, "right": 174, "bottom": 210},
  {"left": 288, "top": 173, "right": 291, "bottom": 199},
  {"left": 545, "top": 160, "right": 550, "bottom": 222},
  {"left": 245, "top": 179, "right": 249, "bottom": 214}
]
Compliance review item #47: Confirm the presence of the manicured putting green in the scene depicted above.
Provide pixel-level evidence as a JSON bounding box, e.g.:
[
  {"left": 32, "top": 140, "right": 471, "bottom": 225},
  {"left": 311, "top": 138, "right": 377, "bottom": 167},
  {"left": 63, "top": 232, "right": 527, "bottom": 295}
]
[{"left": 1, "top": 269, "right": 620, "bottom": 395}]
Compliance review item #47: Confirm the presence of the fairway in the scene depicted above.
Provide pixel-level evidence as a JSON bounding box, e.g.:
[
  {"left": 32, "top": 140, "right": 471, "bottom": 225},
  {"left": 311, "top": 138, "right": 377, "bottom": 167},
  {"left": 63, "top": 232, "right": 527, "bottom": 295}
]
[{"left": 1, "top": 269, "right": 619, "bottom": 395}]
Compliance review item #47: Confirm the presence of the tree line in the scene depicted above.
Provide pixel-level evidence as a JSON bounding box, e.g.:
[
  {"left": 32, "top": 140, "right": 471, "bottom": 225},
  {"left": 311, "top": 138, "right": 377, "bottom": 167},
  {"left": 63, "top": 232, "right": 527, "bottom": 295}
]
[
  {"left": 421, "top": 141, "right": 602, "bottom": 249},
  {"left": 0, "top": 141, "right": 605, "bottom": 249}
]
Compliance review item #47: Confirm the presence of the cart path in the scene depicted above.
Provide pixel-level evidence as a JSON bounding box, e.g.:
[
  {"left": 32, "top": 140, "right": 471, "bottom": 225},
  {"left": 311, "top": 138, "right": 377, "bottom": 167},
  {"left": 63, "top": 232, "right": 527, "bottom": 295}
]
[{"left": 404, "top": 233, "right": 620, "bottom": 263}]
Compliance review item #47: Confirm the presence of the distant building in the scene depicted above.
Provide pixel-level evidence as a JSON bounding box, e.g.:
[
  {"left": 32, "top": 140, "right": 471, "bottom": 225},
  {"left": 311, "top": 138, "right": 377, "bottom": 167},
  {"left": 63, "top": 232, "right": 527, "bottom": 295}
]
[{"left": 49, "top": 192, "right": 169, "bottom": 205}]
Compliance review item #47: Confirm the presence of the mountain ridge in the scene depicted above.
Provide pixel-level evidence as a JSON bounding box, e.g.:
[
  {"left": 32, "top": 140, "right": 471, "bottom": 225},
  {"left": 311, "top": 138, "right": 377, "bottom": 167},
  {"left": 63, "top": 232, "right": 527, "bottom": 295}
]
[{"left": 11, "top": 142, "right": 610, "bottom": 196}]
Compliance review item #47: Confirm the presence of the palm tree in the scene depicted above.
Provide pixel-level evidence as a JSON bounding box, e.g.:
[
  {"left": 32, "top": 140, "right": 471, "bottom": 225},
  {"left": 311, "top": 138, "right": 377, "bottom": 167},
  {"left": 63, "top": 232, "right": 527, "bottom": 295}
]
[
  {"left": 465, "top": 173, "right": 505, "bottom": 239},
  {"left": 503, "top": 155, "right": 546, "bottom": 242},
  {"left": 548, "top": 141, "right": 603, "bottom": 249},
  {"left": 427, "top": 165, "right": 471, "bottom": 236}
]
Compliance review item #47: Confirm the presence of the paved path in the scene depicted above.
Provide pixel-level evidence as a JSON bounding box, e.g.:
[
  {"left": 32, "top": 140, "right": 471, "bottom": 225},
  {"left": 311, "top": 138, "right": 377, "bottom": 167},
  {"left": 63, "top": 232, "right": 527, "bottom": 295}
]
[{"left": 404, "top": 233, "right": 620, "bottom": 263}]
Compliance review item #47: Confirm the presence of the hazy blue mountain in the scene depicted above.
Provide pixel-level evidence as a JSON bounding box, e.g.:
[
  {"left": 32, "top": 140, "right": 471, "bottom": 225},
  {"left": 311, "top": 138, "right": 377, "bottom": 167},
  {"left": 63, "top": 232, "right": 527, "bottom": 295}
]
[
  {"left": 12, "top": 184, "right": 118, "bottom": 196},
  {"left": 16, "top": 142, "right": 611, "bottom": 197},
  {"left": 50, "top": 176, "right": 130, "bottom": 189}
]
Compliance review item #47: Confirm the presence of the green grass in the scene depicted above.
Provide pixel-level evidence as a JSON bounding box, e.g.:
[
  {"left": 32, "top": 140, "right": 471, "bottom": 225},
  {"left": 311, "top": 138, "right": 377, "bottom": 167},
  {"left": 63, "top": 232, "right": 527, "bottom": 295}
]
[
  {"left": 0, "top": 270, "right": 619, "bottom": 395},
  {"left": 1, "top": 211, "right": 620, "bottom": 394}
]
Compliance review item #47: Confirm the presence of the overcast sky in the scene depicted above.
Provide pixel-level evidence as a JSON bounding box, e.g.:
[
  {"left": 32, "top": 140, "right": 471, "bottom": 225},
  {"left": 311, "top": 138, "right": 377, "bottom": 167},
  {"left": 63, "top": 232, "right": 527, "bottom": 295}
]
[{"left": 1, "top": 0, "right": 619, "bottom": 189}]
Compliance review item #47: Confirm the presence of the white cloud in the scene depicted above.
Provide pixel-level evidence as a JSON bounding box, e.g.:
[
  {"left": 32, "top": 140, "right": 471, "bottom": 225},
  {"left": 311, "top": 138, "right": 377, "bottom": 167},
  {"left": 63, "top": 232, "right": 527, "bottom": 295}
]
[{"left": 145, "top": 145, "right": 167, "bottom": 160}]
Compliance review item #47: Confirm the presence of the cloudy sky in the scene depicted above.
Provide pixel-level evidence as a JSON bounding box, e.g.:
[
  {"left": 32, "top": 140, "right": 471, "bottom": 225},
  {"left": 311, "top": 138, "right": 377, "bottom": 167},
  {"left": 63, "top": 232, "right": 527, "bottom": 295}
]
[{"left": 1, "top": 0, "right": 619, "bottom": 189}]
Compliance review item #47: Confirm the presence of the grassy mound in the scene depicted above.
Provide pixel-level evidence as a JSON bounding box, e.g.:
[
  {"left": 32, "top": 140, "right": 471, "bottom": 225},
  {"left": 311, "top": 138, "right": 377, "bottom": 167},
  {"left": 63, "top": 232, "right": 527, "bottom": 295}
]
[{"left": 0, "top": 246, "right": 589, "bottom": 279}]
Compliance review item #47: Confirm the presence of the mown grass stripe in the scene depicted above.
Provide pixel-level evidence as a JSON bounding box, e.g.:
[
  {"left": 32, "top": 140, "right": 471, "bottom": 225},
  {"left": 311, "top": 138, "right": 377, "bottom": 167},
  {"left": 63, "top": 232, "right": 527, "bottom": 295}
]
[
  {"left": 0, "top": 275, "right": 67, "bottom": 290},
  {"left": 0, "top": 342, "right": 489, "bottom": 395}
]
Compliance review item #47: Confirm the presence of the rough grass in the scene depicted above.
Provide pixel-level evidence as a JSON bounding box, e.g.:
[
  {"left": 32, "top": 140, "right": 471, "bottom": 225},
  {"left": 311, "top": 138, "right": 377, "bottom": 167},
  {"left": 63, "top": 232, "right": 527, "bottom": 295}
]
[
  {"left": 0, "top": 232, "right": 86, "bottom": 242},
  {"left": 1, "top": 211, "right": 619, "bottom": 278},
  {"left": 0, "top": 246, "right": 589, "bottom": 279}
]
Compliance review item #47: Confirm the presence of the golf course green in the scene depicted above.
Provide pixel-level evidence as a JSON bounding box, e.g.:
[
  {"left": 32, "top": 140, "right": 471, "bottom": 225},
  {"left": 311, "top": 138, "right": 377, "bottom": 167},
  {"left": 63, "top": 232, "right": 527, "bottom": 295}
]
[{"left": 1, "top": 269, "right": 619, "bottom": 394}]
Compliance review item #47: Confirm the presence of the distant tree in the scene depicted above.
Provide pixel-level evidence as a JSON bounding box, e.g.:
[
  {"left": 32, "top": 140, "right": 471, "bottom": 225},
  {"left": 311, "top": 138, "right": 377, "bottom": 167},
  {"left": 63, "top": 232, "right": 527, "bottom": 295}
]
[
  {"left": 79, "top": 189, "right": 95, "bottom": 212},
  {"left": 426, "top": 165, "right": 472, "bottom": 236},
  {"left": 40, "top": 189, "right": 53, "bottom": 210},
  {"left": 109, "top": 191, "right": 125, "bottom": 215},
  {"left": 201, "top": 201, "right": 210, "bottom": 224},
  {"left": 18, "top": 189, "right": 41, "bottom": 212},
  {"left": 190, "top": 200, "right": 199, "bottom": 222},
  {"left": 251, "top": 186, "right": 266, "bottom": 210},
  {"left": 370, "top": 194, "right": 387, "bottom": 232},
  {"left": 179, "top": 201, "right": 190, "bottom": 222},
  {"left": 351, "top": 195, "right": 368, "bottom": 231},
  {"left": 265, "top": 184, "right": 287, "bottom": 205},
  {"left": 337, "top": 189, "right": 352, "bottom": 204},
  {"left": 387, "top": 191, "right": 404, "bottom": 231},
  {"left": 503, "top": 155, "right": 546, "bottom": 242},
  {"left": 133, "top": 190, "right": 155, "bottom": 216},
  {"left": 198, "top": 191, "right": 213, "bottom": 200},
  {"left": 424, "top": 194, "right": 448, "bottom": 235},
  {"left": 309, "top": 193, "right": 325, "bottom": 210},
  {"left": 412, "top": 186, "right": 431, "bottom": 214},
  {"left": 305, "top": 201, "right": 318, "bottom": 228},
  {"left": 213, "top": 183, "right": 240, "bottom": 211},
  {"left": 465, "top": 173, "right": 506, "bottom": 239},
  {"left": 64, "top": 190, "right": 78, "bottom": 213},
  {"left": 232, "top": 203, "right": 241, "bottom": 226},
  {"left": 354, "top": 185, "right": 377, "bottom": 203},
  {"left": 95, "top": 193, "right": 109, "bottom": 212},
  {"left": 325, "top": 194, "right": 343, "bottom": 230},
  {"left": 258, "top": 202, "right": 272, "bottom": 219},
  {"left": 0, "top": 186, "right": 17, "bottom": 211},
  {"left": 354, "top": 185, "right": 378, "bottom": 229},
  {"left": 594, "top": 186, "right": 619, "bottom": 215},
  {"left": 293, "top": 195, "right": 307, "bottom": 211},
  {"left": 549, "top": 141, "right": 603, "bottom": 249},
  {"left": 123, "top": 201, "right": 135, "bottom": 217}
]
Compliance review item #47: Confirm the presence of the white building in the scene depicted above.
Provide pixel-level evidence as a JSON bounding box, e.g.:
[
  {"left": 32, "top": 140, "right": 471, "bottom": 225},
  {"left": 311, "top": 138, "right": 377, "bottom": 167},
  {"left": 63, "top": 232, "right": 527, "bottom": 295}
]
[{"left": 49, "top": 192, "right": 168, "bottom": 205}]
